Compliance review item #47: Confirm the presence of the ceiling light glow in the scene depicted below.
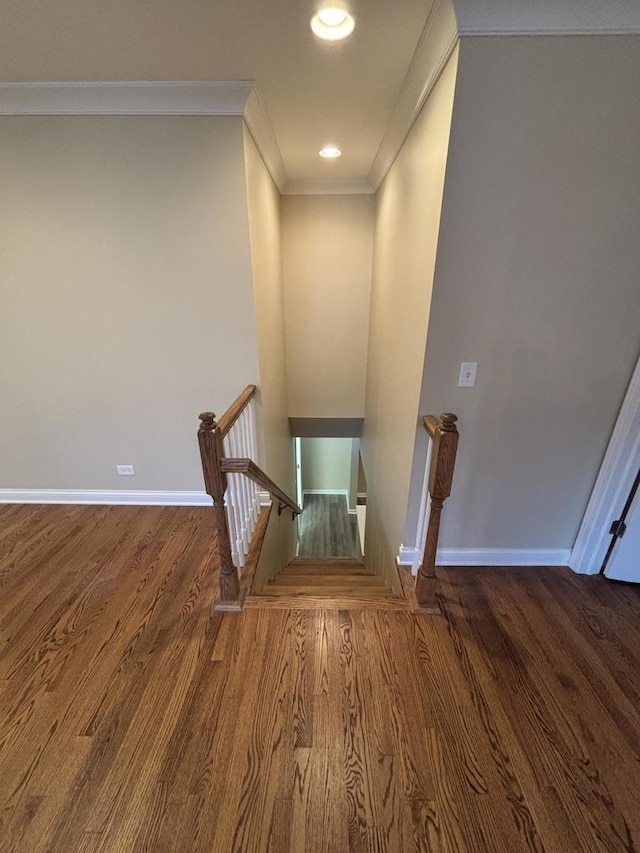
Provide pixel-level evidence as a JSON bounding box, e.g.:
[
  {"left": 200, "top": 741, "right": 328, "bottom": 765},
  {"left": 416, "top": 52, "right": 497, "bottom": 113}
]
[
  {"left": 319, "top": 145, "right": 342, "bottom": 159},
  {"left": 319, "top": 7, "right": 348, "bottom": 26},
  {"left": 311, "top": 4, "right": 355, "bottom": 41}
]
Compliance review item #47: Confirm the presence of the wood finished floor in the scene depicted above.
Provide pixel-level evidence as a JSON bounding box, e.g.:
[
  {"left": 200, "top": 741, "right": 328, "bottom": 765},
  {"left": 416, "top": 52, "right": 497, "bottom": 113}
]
[
  {"left": 2, "top": 504, "right": 640, "bottom": 852},
  {"left": 297, "top": 493, "right": 361, "bottom": 559}
]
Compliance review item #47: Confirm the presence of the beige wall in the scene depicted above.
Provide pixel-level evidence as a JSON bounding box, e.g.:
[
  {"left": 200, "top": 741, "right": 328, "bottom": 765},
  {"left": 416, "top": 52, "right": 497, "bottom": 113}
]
[
  {"left": 281, "top": 194, "right": 375, "bottom": 418},
  {"left": 0, "top": 116, "right": 259, "bottom": 492},
  {"left": 361, "top": 48, "right": 459, "bottom": 586},
  {"left": 242, "top": 123, "right": 296, "bottom": 583},
  {"left": 406, "top": 35, "right": 640, "bottom": 551},
  {"left": 242, "top": 124, "right": 293, "bottom": 492},
  {"left": 300, "top": 437, "right": 352, "bottom": 493}
]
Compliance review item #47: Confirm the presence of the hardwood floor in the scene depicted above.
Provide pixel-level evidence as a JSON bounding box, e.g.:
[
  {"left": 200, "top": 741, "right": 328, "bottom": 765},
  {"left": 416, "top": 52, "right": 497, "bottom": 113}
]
[
  {"left": 297, "top": 493, "right": 361, "bottom": 558},
  {"left": 2, "top": 504, "right": 640, "bottom": 851}
]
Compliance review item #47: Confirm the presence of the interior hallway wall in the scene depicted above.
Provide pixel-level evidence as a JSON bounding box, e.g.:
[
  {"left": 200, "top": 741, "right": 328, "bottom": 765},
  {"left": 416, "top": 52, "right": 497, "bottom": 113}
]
[
  {"left": 281, "top": 194, "right": 375, "bottom": 418},
  {"left": 0, "top": 116, "right": 259, "bottom": 494},
  {"left": 361, "top": 47, "right": 460, "bottom": 586},
  {"left": 405, "top": 35, "right": 640, "bottom": 554},
  {"left": 300, "top": 437, "right": 352, "bottom": 494},
  {"left": 243, "top": 123, "right": 297, "bottom": 583}
]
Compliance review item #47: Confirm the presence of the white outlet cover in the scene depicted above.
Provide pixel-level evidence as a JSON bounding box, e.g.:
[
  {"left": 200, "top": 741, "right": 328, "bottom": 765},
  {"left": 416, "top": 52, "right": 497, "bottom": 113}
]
[
  {"left": 458, "top": 362, "right": 478, "bottom": 388},
  {"left": 116, "top": 465, "right": 136, "bottom": 476}
]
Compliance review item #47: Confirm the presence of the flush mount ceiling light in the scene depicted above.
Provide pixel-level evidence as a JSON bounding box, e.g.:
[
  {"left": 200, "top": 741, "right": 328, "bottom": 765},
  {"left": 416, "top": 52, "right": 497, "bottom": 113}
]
[
  {"left": 319, "top": 145, "right": 342, "bottom": 159},
  {"left": 310, "top": 4, "right": 355, "bottom": 41}
]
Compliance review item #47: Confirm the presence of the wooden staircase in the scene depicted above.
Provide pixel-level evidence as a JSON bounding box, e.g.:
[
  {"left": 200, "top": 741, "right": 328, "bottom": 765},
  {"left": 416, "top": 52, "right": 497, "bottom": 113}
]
[{"left": 245, "top": 557, "right": 410, "bottom": 610}]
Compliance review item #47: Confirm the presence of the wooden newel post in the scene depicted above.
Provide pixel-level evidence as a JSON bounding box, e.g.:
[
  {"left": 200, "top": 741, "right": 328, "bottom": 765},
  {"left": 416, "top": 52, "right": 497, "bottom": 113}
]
[
  {"left": 198, "top": 412, "right": 243, "bottom": 611},
  {"left": 415, "top": 412, "right": 459, "bottom": 611}
]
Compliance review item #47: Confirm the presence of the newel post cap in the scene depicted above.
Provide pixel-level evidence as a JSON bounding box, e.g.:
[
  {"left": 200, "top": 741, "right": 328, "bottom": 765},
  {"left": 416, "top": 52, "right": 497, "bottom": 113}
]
[
  {"left": 198, "top": 411, "right": 218, "bottom": 432},
  {"left": 440, "top": 412, "right": 458, "bottom": 432}
]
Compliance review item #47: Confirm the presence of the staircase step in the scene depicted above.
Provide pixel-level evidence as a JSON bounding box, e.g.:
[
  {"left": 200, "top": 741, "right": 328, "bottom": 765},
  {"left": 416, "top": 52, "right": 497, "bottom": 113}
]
[
  {"left": 258, "top": 584, "right": 398, "bottom": 597},
  {"left": 248, "top": 556, "right": 409, "bottom": 611},
  {"left": 279, "top": 564, "right": 371, "bottom": 576},
  {"left": 245, "top": 592, "right": 408, "bottom": 611},
  {"left": 273, "top": 572, "right": 381, "bottom": 585},
  {"left": 268, "top": 582, "right": 388, "bottom": 595}
]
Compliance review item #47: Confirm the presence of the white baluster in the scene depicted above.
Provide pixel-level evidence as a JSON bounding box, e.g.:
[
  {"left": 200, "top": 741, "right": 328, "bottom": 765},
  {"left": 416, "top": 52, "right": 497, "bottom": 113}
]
[
  {"left": 222, "top": 434, "right": 244, "bottom": 567},
  {"left": 240, "top": 410, "right": 257, "bottom": 534},
  {"left": 230, "top": 424, "right": 250, "bottom": 556}
]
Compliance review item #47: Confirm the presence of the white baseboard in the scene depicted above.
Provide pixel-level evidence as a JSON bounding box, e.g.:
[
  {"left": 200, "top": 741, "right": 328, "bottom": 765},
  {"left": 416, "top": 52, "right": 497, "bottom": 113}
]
[
  {"left": 302, "top": 489, "right": 349, "bottom": 497},
  {"left": 259, "top": 491, "right": 272, "bottom": 507},
  {"left": 397, "top": 544, "right": 571, "bottom": 575},
  {"left": 0, "top": 489, "right": 212, "bottom": 506},
  {"left": 397, "top": 545, "right": 420, "bottom": 566}
]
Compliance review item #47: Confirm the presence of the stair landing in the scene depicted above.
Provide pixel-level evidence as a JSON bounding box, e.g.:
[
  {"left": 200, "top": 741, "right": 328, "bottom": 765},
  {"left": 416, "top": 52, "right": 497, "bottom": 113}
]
[{"left": 246, "top": 557, "right": 410, "bottom": 610}]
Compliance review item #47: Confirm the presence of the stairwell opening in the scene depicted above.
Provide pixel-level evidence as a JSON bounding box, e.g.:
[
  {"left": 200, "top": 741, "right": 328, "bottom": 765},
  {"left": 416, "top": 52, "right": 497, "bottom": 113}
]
[{"left": 293, "top": 436, "right": 364, "bottom": 559}]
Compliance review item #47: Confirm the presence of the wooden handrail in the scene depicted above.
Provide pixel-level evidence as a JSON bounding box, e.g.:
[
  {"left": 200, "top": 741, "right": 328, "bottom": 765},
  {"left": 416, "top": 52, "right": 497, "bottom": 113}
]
[
  {"left": 415, "top": 412, "right": 459, "bottom": 612},
  {"left": 217, "top": 385, "right": 257, "bottom": 439},
  {"left": 221, "top": 458, "right": 302, "bottom": 518},
  {"left": 422, "top": 415, "right": 439, "bottom": 439},
  {"left": 198, "top": 391, "right": 301, "bottom": 612}
]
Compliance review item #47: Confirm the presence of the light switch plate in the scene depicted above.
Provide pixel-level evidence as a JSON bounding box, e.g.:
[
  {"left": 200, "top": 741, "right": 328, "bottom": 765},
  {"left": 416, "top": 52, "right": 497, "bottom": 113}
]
[{"left": 458, "top": 362, "right": 478, "bottom": 387}]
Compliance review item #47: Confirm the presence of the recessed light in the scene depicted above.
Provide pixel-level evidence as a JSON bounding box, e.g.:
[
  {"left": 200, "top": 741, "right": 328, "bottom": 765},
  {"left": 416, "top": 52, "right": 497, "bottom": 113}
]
[
  {"left": 311, "top": 4, "right": 355, "bottom": 41},
  {"left": 319, "top": 145, "right": 342, "bottom": 159}
]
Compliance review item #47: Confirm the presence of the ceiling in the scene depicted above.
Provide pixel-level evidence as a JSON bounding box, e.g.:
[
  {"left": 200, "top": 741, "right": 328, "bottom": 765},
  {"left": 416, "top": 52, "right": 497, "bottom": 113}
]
[
  {"left": 0, "top": 0, "right": 438, "bottom": 189},
  {"left": 2, "top": 0, "right": 639, "bottom": 192}
]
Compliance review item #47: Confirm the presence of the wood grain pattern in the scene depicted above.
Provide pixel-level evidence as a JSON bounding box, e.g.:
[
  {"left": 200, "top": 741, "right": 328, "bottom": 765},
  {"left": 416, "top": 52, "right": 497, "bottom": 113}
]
[
  {"left": 416, "top": 412, "right": 459, "bottom": 610},
  {"left": 2, "top": 505, "right": 640, "bottom": 851},
  {"left": 216, "top": 384, "right": 257, "bottom": 439}
]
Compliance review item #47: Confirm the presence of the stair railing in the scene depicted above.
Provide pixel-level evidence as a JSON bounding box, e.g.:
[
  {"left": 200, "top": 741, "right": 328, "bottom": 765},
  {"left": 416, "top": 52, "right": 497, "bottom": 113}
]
[
  {"left": 415, "top": 412, "right": 459, "bottom": 611},
  {"left": 198, "top": 385, "right": 302, "bottom": 611}
]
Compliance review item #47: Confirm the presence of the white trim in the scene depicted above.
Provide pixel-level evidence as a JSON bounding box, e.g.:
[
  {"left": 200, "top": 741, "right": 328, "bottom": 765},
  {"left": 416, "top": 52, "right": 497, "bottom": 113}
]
[
  {"left": 0, "top": 489, "right": 211, "bottom": 505},
  {"left": 283, "top": 179, "right": 375, "bottom": 196},
  {"left": 570, "top": 353, "right": 640, "bottom": 574},
  {"left": 302, "top": 489, "right": 349, "bottom": 498},
  {"left": 0, "top": 81, "right": 253, "bottom": 115},
  {"left": 369, "top": 0, "right": 459, "bottom": 189},
  {"left": 397, "top": 544, "right": 571, "bottom": 572},
  {"left": 397, "top": 545, "right": 419, "bottom": 567},
  {"left": 458, "top": 26, "right": 640, "bottom": 36},
  {"left": 437, "top": 548, "right": 571, "bottom": 567},
  {"left": 259, "top": 491, "right": 272, "bottom": 507},
  {"left": 243, "top": 88, "right": 288, "bottom": 192}
]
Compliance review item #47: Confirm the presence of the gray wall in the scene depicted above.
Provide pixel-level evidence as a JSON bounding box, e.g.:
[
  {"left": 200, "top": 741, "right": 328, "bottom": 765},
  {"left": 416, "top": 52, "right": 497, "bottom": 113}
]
[
  {"left": 406, "top": 35, "right": 640, "bottom": 551},
  {"left": 361, "top": 47, "right": 460, "bottom": 586},
  {"left": 0, "top": 116, "right": 261, "bottom": 494}
]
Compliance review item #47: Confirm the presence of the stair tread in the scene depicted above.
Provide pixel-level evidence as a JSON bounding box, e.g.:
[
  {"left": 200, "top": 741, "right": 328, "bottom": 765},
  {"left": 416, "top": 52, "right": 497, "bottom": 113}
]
[
  {"left": 273, "top": 570, "right": 384, "bottom": 583},
  {"left": 279, "top": 565, "right": 372, "bottom": 576},
  {"left": 288, "top": 557, "right": 364, "bottom": 566},
  {"left": 245, "top": 594, "right": 409, "bottom": 610},
  {"left": 258, "top": 586, "right": 397, "bottom": 598}
]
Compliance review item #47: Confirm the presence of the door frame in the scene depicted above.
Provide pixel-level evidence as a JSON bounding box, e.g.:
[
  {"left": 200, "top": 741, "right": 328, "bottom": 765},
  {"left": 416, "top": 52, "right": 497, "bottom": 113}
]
[{"left": 570, "top": 351, "right": 640, "bottom": 574}]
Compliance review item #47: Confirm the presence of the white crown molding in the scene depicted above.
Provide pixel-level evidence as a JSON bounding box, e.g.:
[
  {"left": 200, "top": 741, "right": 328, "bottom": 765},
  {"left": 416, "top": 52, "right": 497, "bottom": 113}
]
[
  {"left": 243, "top": 87, "right": 288, "bottom": 192},
  {"left": 369, "top": 0, "right": 459, "bottom": 190},
  {"left": 0, "top": 489, "right": 211, "bottom": 505},
  {"left": 283, "top": 179, "right": 375, "bottom": 196},
  {"left": 397, "top": 544, "right": 571, "bottom": 575},
  {"left": 570, "top": 352, "right": 640, "bottom": 574},
  {"left": 458, "top": 26, "right": 640, "bottom": 36},
  {"left": 0, "top": 81, "right": 253, "bottom": 115}
]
